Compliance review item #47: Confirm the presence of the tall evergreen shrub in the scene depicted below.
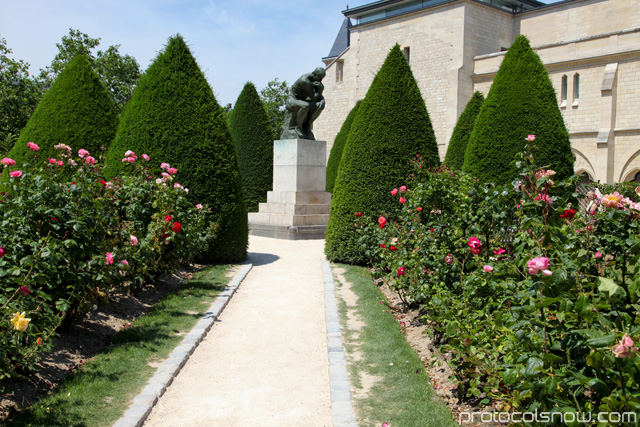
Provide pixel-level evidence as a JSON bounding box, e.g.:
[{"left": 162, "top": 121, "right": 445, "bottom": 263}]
[
  {"left": 462, "top": 35, "right": 574, "bottom": 184},
  {"left": 444, "top": 91, "right": 484, "bottom": 170},
  {"left": 228, "top": 82, "right": 275, "bottom": 212},
  {"left": 326, "top": 100, "right": 361, "bottom": 192},
  {"left": 104, "top": 35, "right": 247, "bottom": 262},
  {"left": 325, "top": 44, "right": 440, "bottom": 264},
  {"left": 9, "top": 55, "right": 118, "bottom": 165}
]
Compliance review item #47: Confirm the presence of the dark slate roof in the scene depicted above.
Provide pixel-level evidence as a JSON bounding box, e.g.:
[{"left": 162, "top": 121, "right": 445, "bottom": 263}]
[{"left": 324, "top": 17, "right": 351, "bottom": 60}]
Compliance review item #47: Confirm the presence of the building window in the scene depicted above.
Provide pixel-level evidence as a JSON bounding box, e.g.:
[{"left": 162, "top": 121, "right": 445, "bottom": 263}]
[
  {"left": 403, "top": 47, "right": 410, "bottom": 63},
  {"left": 633, "top": 171, "right": 640, "bottom": 183},
  {"left": 572, "top": 73, "right": 580, "bottom": 106},
  {"left": 560, "top": 75, "right": 568, "bottom": 107},
  {"left": 336, "top": 60, "right": 344, "bottom": 83}
]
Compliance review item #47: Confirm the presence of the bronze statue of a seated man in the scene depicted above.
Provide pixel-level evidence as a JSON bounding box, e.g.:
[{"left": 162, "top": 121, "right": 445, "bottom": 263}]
[{"left": 281, "top": 67, "right": 326, "bottom": 140}]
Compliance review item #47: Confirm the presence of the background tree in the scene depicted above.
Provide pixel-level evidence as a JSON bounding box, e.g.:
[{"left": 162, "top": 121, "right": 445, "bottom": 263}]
[
  {"left": 38, "top": 28, "right": 140, "bottom": 111},
  {"left": 443, "top": 91, "right": 484, "bottom": 170},
  {"left": 325, "top": 44, "right": 440, "bottom": 264},
  {"left": 8, "top": 54, "right": 118, "bottom": 167},
  {"left": 325, "top": 100, "right": 361, "bottom": 192},
  {"left": 259, "top": 78, "right": 288, "bottom": 137},
  {"left": 228, "top": 82, "right": 275, "bottom": 212},
  {"left": 462, "top": 35, "right": 574, "bottom": 183},
  {"left": 0, "top": 37, "right": 41, "bottom": 154},
  {"left": 104, "top": 34, "right": 247, "bottom": 262}
]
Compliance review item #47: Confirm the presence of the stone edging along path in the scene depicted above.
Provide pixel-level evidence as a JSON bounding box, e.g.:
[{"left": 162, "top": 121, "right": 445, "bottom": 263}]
[
  {"left": 113, "top": 261, "right": 253, "bottom": 427},
  {"left": 113, "top": 257, "right": 359, "bottom": 427}
]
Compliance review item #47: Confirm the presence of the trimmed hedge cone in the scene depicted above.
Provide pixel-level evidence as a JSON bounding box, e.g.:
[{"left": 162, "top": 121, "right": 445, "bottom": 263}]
[
  {"left": 104, "top": 34, "right": 247, "bottom": 262},
  {"left": 326, "top": 100, "right": 362, "bottom": 193},
  {"left": 444, "top": 91, "right": 484, "bottom": 170},
  {"left": 325, "top": 44, "right": 440, "bottom": 265},
  {"left": 228, "top": 82, "right": 276, "bottom": 213},
  {"left": 8, "top": 55, "right": 118, "bottom": 168},
  {"left": 462, "top": 35, "right": 574, "bottom": 184}
]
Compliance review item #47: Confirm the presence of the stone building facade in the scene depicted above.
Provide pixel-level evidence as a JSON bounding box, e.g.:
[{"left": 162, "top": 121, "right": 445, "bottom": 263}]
[{"left": 315, "top": 0, "right": 640, "bottom": 184}]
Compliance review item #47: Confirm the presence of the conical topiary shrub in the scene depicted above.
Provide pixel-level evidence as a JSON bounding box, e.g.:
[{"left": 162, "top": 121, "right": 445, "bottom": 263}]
[
  {"left": 326, "top": 100, "right": 362, "bottom": 192},
  {"left": 325, "top": 44, "right": 440, "bottom": 264},
  {"left": 444, "top": 91, "right": 484, "bottom": 170},
  {"left": 104, "top": 34, "right": 247, "bottom": 262},
  {"left": 9, "top": 54, "right": 118, "bottom": 166},
  {"left": 228, "top": 82, "right": 275, "bottom": 212},
  {"left": 462, "top": 35, "right": 574, "bottom": 184}
]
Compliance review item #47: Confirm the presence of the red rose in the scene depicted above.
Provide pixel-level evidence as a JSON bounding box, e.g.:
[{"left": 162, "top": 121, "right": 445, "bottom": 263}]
[
  {"left": 355, "top": 212, "right": 363, "bottom": 217},
  {"left": 397, "top": 266, "right": 405, "bottom": 277},
  {"left": 164, "top": 215, "right": 173, "bottom": 223},
  {"left": 379, "top": 244, "right": 387, "bottom": 248},
  {"left": 99, "top": 180, "right": 106, "bottom": 187},
  {"left": 560, "top": 208, "right": 577, "bottom": 220},
  {"left": 172, "top": 222, "right": 182, "bottom": 233},
  {"left": 20, "top": 286, "right": 30, "bottom": 295},
  {"left": 390, "top": 246, "right": 397, "bottom": 251}
]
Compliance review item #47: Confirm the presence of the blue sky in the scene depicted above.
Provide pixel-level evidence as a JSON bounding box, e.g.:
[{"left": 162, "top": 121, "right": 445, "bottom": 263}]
[{"left": 0, "top": 0, "right": 563, "bottom": 106}]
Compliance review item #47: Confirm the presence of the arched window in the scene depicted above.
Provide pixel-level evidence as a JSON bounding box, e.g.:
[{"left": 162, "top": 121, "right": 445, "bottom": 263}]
[
  {"left": 560, "top": 75, "right": 568, "bottom": 106},
  {"left": 633, "top": 171, "right": 640, "bottom": 183},
  {"left": 579, "top": 172, "right": 593, "bottom": 184},
  {"left": 573, "top": 73, "right": 580, "bottom": 100}
]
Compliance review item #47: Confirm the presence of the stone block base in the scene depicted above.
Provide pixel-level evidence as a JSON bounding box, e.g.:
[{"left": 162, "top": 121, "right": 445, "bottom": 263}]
[{"left": 248, "top": 223, "right": 327, "bottom": 240}]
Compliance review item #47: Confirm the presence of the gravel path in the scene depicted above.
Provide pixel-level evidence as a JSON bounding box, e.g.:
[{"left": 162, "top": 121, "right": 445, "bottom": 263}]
[{"left": 143, "top": 236, "right": 333, "bottom": 427}]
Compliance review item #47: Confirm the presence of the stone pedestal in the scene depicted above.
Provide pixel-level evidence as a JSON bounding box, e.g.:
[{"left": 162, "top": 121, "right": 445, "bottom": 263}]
[{"left": 248, "top": 139, "right": 332, "bottom": 240}]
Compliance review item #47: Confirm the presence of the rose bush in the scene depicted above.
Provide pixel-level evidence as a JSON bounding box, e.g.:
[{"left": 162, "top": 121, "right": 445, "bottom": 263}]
[
  {"left": 0, "top": 143, "right": 216, "bottom": 380},
  {"left": 356, "top": 140, "right": 640, "bottom": 421}
]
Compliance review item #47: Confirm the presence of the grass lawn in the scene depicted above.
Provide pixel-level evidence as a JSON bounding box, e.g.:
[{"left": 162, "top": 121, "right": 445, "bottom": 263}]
[
  {"left": 6, "top": 264, "right": 232, "bottom": 427},
  {"left": 335, "top": 263, "right": 458, "bottom": 427}
]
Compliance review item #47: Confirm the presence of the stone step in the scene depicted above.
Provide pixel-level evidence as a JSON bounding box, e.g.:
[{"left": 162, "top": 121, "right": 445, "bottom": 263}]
[
  {"left": 248, "top": 212, "right": 330, "bottom": 226},
  {"left": 266, "top": 191, "right": 332, "bottom": 205},
  {"left": 258, "top": 202, "right": 331, "bottom": 215}
]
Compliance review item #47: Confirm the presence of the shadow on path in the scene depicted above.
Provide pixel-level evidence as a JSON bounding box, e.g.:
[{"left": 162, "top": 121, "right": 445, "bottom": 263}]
[{"left": 248, "top": 252, "right": 280, "bottom": 267}]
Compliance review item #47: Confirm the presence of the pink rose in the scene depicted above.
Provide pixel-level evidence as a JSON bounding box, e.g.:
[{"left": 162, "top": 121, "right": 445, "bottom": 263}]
[
  {"left": 611, "top": 334, "right": 638, "bottom": 358},
  {"left": 391, "top": 188, "right": 398, "bottom": 196},
  {"left": 483, "top": 265, "right": 493, "bottom": 273},
  {"left": 48, "top": 158, "right": 57, "bottom": 164},
  {"left": 126, "top": 157, "right": 136, "bottom": 163},
  {"left": 124, "top": 150, "right": 136, "bottom": 158},
  {"left": 594, "top": 251, "right": 603, "bottom": 259},
  {"left": 525, "top": 134, "right": 536, "bottom": 142},
  {"left": 399, "top": 197, "right": 406, "bottom": 204},
  {"left": 9, "top": 170, "right": 22, "bottom": 178},
  {"left": 167, "top": 167, "right": 177, "bottom": 175},
  {"left": 27, "top": 142, "right": 39, "bottom": 151},
  {"left": 445, "top": 254, "right": 453, "bottom": 265},
  {"left": 142, "top": 154, "right": 150, "bottom": 161},
  {"left": 1, "top": 157, "right": 15, "bottom": 167},
  {"left": 56, "top": 160, "right": 64, "bottom": 167},
  {"left": 120, "top": 260, "right": 129, "bottom": 266},
  {"left": 468, "top": 237, "right": 482, "bottom": 255},
  {"left": 196, "top": 204, "right": 203, "bottom": 210},
  {"left": 85, "top": 156, "right": 96, "bottom": 165},
  {"left": 527, "top": 256, "right": 550, "bottom": 275},
  {"left": 378, "top": 216, "right": 387, "bottom": 229},
  {"left": 494, "top": 247, "right": 507, "bottom": 256},
  {"left": 78, "top": 149, "right": 90, "bottom": 158},
  {"left": 602, "top": 192, "right": 624, "bottom": 209},
  {"left": 106, "top": 252, "right": 114, "bottom": 265},
  {"left": 161, "top": 162, "right": 170, "bottom": 170},
  {"left": 130, "top": 235, "right": 139, "bottom": 246},
  {"left": 399, "top": 185, "right": 407, "bottom": 192}
]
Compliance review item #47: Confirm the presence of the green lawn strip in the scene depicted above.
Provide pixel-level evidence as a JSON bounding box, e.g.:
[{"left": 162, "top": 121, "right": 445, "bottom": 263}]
[
  {"left": 336, "top": 263, "right": 458, "bottom": 427},
  {"left": 6, "top": 264, "right": 232, "bottom": 427}
]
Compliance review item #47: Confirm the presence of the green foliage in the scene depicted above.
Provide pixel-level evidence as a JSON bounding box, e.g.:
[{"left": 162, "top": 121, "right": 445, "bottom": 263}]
[
  {"left": 259, "top": 78, "right": 288, "bottom": 136},
  {"left": 326, "top": 100, "right": 361, "bottom": 192},
  {"left": 38, "top": 28, "right": 140, "bottom": 111},
  {"left": 325, "top": 44, "right": 440, "bottom": 264},
  {"left": 104, "top": 34, "right": 247, "bottom": 262},
  {"left": 443, "top": 91, "right": 484, "bottom": 170},
  {"left": 463, "top": 35, "right": 574, "bottom": 184},
  {"left": 0, "top": 146, "right": 215, "bottom": 381},
  {"left": 359, "top": 144, "right": 640, "bottom": 418},
  {"left": 9, "top": 55, "right": 118, "bottom": 168},
  {"left": 0, "top": 37, "right": 41, "bottom": 149},
  {"left": 228, "top": 82, "right": 276, "bottom": 212}
]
